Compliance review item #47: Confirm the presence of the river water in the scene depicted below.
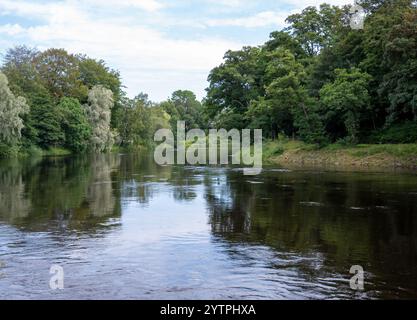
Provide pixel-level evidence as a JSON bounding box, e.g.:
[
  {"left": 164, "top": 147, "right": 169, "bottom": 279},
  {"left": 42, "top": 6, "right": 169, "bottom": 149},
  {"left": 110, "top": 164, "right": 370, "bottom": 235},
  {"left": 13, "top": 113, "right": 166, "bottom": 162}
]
[{"left": 0, "top": 153, "right": 416, "bottom": 299}]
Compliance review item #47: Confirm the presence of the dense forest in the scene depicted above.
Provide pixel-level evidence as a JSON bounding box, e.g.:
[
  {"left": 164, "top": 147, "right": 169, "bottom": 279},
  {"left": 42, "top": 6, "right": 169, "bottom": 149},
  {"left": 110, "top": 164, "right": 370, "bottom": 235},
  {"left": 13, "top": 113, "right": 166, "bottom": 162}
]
[
  {"left": 204, "top": 0, "right": 417, "bottom": 146},
  {"left": 0, "top": 0, "right": 416, "bottom": 158}
]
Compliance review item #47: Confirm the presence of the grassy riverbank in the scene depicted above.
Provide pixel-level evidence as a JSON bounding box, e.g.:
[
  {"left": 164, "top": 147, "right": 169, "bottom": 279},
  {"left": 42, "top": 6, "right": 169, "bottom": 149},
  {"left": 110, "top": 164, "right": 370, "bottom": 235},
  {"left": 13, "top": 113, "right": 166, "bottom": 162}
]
[{"left": 263, "top": 140, "right": 417, "bottom": 170}]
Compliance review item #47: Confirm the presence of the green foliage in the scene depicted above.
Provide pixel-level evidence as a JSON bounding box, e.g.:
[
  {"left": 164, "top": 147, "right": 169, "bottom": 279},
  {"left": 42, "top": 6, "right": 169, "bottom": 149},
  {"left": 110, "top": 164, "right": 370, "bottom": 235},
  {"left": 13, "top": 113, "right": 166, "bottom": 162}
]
[
  {"left": 320, "top": 68, "right": 372, "bottom": 143},
  {"left": 203, "top": 1, "right": 416, "bottom": 148},
  {"left": 0, "top": 72, "right": 29, "bottom": 144},
  {"left": 285, "top": 4, "right": 343, "bottom": 57},
  {"left": 0, "top": 142, "right": 20, "bottom": 158},
  {"left": 31, "top": 103, "right": 65, "bottom": 148},
  {"left": 1, "top": 46, "right": 124, "bottom": 155},
  {"left": 77, "top": 55, "right": 123, "bottom": 127},
  {"left": 350, "top": 144, "right": 417, "bottom": 158},
  {"left": 205, "top": 47, "right": 263, "bottom": 129},
  {"left": 34, "top": 49, "right": 88, "bottom": 101},
  {"left": 85, "top": 85, "right": 114, "bottom": 152},
  {"left": 294, "top": 106, "right": 328, "bottom": 146},
  {"left": 118, "top": 93, "right": 172, "bottom": 149},
  {"left": 1, "top": 0, "right": 416, "bottom": 157},
  {"left": 263, "top": 141, "right": 285, "bottom": 160},
  {"left": 58, "top": 97, "right": 91, "bottom": 152},
  {"left": 368, "top": 121, "right": 417, "bottom": 144},
  {"left": 119, "top": 95, "right": 151, "bottom": 147},
  {"left": 162, "top": 90, "right": 203, "bottom": 132}
]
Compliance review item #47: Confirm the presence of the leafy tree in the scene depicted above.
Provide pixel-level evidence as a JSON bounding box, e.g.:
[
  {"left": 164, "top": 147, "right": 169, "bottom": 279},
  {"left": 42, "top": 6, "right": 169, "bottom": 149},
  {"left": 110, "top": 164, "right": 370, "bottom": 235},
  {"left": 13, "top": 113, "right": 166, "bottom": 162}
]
[
  {"left": 247, "top": 49, "right": 305, "bottom": 138},
  {"left": 119, "top": 95, "right": 151, "bottom": 147},
  {"left": 85, "top": 85, "right": 114, "bottom": 152},
  {"left": 30, "top": 102, "right": 64, "bottom": 148},
  {"left": 293, "top": 98, "right": 328, "bottom": 145},
  {"left": 77, "top": 55, "right": 123, "bottom": 127},
  {"left": 58, "top": 97, "right": 91, "bottom": 152},
  {"left": 320, "top": 68, "right": 372, "bottom": 143},
  {"left": 285, "top": 4, "right": 343, "bottom": 57},
  {"left": 359, "top": 0, "right": 416, "bottom": 126},
  {"left": 378, "top": 5, "right": 417, "bottom": 124},
  {"left": 205, "top": 47, "right": 263, "bottom": 129},
  {"left": 1, "top": 46, "right": 50, "bottom": 145},
  {"left": 163, "top": 90, "right": 203, "bottom": 132},
  {"left": 0, "top": 72, "right": 29, "bottom": 143},
  {"left": 264, "top": 31, "right": 307, "bottom": 60},
  {"left": 34, "top": 49, "right": 87, "bottom": 101},
  {"left": 149, "top": 106, "right": 171, "bottom": 133},
  {"left": 1, "top": 46, "right": 40, "bottom": 98}
]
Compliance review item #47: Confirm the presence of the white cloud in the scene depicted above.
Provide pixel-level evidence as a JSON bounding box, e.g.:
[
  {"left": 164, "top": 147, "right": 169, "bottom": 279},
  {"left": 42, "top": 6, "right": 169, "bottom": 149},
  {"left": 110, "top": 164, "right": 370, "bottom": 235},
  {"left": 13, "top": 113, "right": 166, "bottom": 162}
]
[
  {"left": 0, "top": 0, "right": 241, "bottom": 101},
  {"left": 283, "top": 0, "right": 352, "bottom": 9},
  {"left": 0, "top": 24, "right": 25, "bottom": 36},
  {"left": 206, "top": 0, "right": 245, "bottom": 7},
  {"left": 206, "top": 11, "right": 289, "bottom": 28},
  {"left": 83, "top": 0, "right": 164, "bottom": 12},
  {"left": 0, "top": 0, "right": 353, "bottom": 100}
]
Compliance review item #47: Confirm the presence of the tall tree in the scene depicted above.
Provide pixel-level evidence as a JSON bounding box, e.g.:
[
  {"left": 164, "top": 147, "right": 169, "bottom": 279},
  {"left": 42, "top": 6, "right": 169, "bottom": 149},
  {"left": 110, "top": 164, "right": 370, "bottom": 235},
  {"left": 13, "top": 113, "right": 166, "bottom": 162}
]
[
  {"left": 285, "top": 4, "right": 343, "bottom": 57},
  {"left": 77, "top": 55, "right": 123, "bottom": 127},
  {"left": 34, "top": 49, "right": 87, "bottom": 101},
  {"left": 205, "top": 47, "right": 263, "bottom": 129},
  {"left": 0, "top": 72, "right": 29, "bottom": 143},
  {"left": 320, "top": 68, "right": 372, "bottom": 143},
  {"left": 247, "top": 49, "right": 305, "bottom": 138},
  {"left": 85, "top": 85, "right": 114, "bottom": 152},
  {"left": 59, "top": 97, "right": 91, "bottom": 152},
  {"left": 163, "top": 90, "right": 203, "bottom": 132}
]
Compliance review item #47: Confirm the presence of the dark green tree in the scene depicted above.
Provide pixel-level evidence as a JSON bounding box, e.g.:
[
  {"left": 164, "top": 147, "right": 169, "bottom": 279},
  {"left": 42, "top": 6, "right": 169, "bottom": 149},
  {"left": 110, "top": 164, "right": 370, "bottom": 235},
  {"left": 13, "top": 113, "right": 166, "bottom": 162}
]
[
  {"left": 58, "top": 97, "right": 91, "bottom": 152},
  {"left": 320, "top": 68, "right": 372, "bottom": 143}
]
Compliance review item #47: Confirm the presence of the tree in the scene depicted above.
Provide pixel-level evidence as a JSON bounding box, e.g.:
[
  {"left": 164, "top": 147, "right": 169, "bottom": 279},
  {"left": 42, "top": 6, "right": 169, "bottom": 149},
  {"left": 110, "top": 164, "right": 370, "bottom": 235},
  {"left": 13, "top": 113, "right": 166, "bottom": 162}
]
[
  {"left": 163, "top": 90, "right": 203, "bottom": 132},
  {"left": 77, "top": 55, "right": 123, "bottom": 127},
  {"left": 285, "top": 4, "right": 343, "bottom": 57},
  {"left": 119, "top": 95, "right": 151, "bottom": 147},
  {"left": 1, "top": 46, "right": 51, "bottom": 146},
  {"left": 378, "top": 4, "right": 417, "bottom": 124},
  {"left": 360, "top": 0, "right": 416, "bottom": 127},
  {"left": 30, "top": 102, "right": 65, "bottom": 148},
  {"left": 85, "top": 85, "right": 114, "bottom": 152},
  {"left": 264, "top": 31, "right": 307, "bottom": 60},
  {"left": 59, "top": 97, "right": 91, "bottom": 152},
  {"left": 0, "top": 72, "right": 29, "bottom": 143},
  {"left": 1, "top": 46, "right": 41, "bottom": 98},
  {"left": 320, "top": 68, "right": 372, "bottom": 143},
  {"left": 205, "top": 47, "right": 263, "bottom": 129},
  {"left": 34, "top": 49, "right": 87, "bottom": 101}
]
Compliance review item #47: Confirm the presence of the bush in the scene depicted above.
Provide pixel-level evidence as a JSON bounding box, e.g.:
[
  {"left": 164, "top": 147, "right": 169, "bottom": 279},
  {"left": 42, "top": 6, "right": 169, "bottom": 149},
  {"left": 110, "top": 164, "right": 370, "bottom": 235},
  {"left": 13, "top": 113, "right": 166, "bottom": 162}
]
[
  {"left": 368, "top": 121, "right": 417, "bottom": 144},
  {"left": 263, "top": 141, "right": 285, "bottom": 159},
  {"left": 0, "top": 142, "right": 20, "bottom": 158}
]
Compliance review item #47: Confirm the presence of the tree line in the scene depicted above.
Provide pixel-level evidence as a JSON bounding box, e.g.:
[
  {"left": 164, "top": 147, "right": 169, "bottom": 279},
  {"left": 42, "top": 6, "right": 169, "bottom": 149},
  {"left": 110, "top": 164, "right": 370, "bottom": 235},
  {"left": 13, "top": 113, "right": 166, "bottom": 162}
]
[
  {"left": 1, "top": 0, "right": 416, "bottom": 158},
  {"left": 0, "top": 46, "right": 203, "bottom": 156},
  {"left": 204, "top": 0, "right": 417, "bottom": 145}
]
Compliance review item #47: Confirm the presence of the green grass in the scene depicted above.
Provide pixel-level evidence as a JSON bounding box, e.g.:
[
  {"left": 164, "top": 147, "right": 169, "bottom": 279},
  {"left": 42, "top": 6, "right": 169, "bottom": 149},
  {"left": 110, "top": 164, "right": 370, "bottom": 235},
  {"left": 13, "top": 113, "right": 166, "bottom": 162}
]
[
  {"left": 263, "top": 139, "right": 417, "bottom": 161},
  {"left": 348, "top": 144, "right": 417, "bottom": 158}
]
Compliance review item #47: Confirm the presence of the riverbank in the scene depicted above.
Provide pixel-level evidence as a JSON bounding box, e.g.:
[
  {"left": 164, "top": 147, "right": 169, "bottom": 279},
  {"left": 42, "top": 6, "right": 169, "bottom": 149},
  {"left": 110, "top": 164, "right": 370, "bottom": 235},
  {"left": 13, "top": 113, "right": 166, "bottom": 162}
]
[{"left": 263, "top": 140, "right": 417, "bottom": 171}]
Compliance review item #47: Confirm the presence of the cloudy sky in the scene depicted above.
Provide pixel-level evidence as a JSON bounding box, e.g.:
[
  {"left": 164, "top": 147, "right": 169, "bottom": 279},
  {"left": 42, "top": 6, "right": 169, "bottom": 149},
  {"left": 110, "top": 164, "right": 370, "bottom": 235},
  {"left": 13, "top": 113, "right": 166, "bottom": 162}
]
[{"left": 0, "top": 0, "right": 351, "bottom": 101}]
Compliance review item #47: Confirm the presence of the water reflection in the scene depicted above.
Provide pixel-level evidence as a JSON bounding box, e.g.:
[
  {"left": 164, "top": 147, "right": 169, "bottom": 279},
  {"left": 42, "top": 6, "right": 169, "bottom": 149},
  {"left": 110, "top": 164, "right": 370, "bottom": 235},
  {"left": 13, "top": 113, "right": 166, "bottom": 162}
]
[
  {"left": 0, "top": 155, "right": 121, "bottom": 232},
  {"left": 0, "top": 153, "right": 416, "bottom": 299}
]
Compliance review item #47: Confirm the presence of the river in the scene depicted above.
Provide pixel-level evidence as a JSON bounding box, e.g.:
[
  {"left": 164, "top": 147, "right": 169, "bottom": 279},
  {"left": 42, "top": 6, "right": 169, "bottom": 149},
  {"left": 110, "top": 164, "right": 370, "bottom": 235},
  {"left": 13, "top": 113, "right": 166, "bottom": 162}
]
[{"left": 0, "top": 153, "right": 416, "bottom": 299}]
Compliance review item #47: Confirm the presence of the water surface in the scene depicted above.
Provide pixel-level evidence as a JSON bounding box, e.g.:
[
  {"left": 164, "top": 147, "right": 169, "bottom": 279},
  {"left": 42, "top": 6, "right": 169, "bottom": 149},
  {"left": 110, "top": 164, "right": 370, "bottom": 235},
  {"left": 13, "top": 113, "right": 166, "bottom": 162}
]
[{"left": 0, "top": 153, "right": 416, "bottom": 299}]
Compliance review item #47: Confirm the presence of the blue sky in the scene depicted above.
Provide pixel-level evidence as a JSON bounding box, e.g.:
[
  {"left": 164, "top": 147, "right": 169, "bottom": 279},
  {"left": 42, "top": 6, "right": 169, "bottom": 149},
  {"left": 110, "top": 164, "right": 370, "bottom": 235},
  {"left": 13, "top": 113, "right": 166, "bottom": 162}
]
[{"left": 0, "top": 0, "right": 350, "bottom": 101}]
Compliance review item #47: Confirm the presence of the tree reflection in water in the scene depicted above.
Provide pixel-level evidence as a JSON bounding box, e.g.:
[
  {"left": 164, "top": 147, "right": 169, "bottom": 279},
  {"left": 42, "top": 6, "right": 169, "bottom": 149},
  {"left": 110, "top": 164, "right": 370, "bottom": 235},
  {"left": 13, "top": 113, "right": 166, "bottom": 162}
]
[{"left": 0, "top": 153, "right": 416, "bottom": 299}]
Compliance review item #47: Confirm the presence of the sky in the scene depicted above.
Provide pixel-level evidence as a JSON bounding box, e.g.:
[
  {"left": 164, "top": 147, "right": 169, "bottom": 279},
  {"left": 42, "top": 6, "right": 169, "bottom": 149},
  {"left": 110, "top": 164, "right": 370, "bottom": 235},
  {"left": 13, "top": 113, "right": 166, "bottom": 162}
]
[{"left": 0, "top": 0, "right": 352, "bottom": 101}]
